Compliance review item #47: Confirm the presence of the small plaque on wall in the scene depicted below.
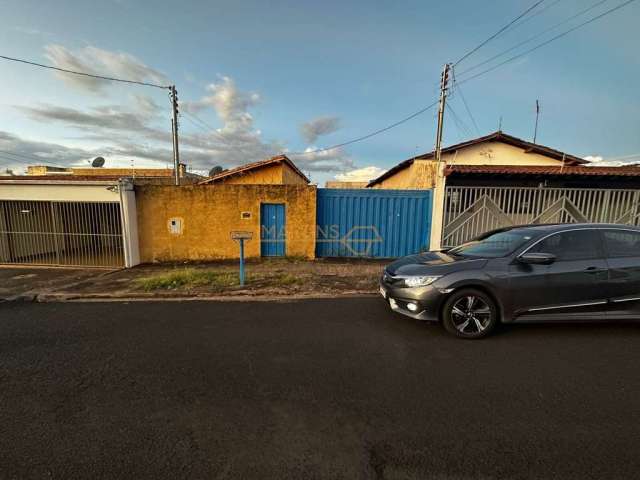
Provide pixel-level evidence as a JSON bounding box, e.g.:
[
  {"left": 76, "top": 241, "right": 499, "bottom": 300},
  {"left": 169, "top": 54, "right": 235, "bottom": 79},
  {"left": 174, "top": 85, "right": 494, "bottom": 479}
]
[
  {"left": 168, "top": 217, "right": 183, "bottom": 235},
  {"left": 241, "top": 211, "right": 252, "bottom": 220}
]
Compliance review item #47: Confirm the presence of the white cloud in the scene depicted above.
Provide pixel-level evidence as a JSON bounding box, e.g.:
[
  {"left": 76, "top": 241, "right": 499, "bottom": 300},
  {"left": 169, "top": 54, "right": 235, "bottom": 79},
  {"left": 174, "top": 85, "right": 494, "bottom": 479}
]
[
  {"left": 334, "top": 165, "right": 386, "bottom": 182},
  {"left": 44, "top": 44, "right": 168, "bottom": 93},
  {"left": 584, "top": 154, "right": 640, "bottom": 167},
  {"left": 15, "top": 45, "right": 356, "bottom": 174},
  {"left": 299, "top": 116, "right": 341, "bottom": 143}
]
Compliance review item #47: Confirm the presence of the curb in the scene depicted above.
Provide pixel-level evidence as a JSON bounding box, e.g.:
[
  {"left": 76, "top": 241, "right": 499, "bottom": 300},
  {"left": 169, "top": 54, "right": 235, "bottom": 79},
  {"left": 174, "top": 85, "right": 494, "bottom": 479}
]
[{"left": 19, "top": 291, "right": 380, "bottom": 303}]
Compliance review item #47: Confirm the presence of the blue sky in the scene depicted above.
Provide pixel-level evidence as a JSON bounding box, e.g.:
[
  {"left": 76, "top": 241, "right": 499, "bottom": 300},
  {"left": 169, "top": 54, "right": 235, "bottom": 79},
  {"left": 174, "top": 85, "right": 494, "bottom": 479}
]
[{"left": 0, "top": 0, "right": 638, "bottom": 184}]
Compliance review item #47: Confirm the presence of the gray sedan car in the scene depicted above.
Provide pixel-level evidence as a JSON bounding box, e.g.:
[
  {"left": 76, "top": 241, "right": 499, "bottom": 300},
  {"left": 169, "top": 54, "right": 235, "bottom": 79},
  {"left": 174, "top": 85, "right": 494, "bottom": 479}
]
[{"left": 379, "top": 223, "right": 640, "bottom": 339}]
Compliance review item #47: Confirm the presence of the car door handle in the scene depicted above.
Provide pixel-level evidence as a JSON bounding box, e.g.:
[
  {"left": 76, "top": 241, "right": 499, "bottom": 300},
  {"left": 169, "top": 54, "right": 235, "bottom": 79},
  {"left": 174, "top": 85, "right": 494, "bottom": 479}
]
[{"left": 585, "top": 267, "right": 606, "bottom": 274}]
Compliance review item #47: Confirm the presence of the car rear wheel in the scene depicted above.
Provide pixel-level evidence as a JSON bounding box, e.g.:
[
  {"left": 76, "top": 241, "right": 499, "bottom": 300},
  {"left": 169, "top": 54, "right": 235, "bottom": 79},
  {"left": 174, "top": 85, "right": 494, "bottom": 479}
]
[{"left": 442, "top": 289, "right": 498, "bottom": 339}]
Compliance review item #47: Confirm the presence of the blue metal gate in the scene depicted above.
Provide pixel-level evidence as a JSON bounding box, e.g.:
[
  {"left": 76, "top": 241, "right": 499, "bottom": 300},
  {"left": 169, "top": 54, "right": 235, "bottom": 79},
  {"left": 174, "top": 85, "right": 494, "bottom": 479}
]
[
  {"left": 316, "top": 189, "right": 432, "bottom": 258},
  {"left": 260, "top": 203, "right": 286, "bottom": 256}
]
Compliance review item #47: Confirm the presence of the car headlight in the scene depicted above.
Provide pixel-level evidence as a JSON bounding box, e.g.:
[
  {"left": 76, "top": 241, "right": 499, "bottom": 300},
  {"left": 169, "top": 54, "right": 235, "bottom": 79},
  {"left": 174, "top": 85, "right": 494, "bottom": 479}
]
[{"left": 402, "top": 275, "right": 441, "bottom": 288}]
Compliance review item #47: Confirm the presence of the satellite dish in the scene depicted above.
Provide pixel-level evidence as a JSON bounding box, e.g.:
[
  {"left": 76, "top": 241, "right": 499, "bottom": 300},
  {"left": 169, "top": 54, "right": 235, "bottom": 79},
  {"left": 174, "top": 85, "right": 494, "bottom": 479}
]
[
  {"left": 91, "top": 156, "right": 105, "bottom": 168},
  {"left": 209, "top": 165, "right": 224, "bottom": 177}
]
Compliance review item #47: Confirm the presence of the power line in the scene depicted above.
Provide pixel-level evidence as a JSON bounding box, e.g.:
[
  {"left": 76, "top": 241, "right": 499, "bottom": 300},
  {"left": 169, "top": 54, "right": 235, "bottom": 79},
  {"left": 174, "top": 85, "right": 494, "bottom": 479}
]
[
  {"left": 0, "top": 149, "right": 68, "bottom": 167},
  {"left": 288, "top": 100, "right": 440, "bottom": 156},
  {"left": 506, "top": 0, "right": 566, "bottom": 30},
  {"left": 451, "top": 70, "right": 481, "bottom": 136},
  {"left": 456, "top": 0, "right": 637, "bottom": 86},
  {"left": 0, "top": 154, "right": 64, "bottom": 168},
  {"left": 454, "top": 0, "right": 547, "bottom": 66},
  {"left": 456, "top": 0, "right": 612, "bottom": 78},
  {"left": 0, "top": 54, "right": 171, "bottom": 89},
  {"left": 446, "top": 103, "right": 472, "bottom": 141}
]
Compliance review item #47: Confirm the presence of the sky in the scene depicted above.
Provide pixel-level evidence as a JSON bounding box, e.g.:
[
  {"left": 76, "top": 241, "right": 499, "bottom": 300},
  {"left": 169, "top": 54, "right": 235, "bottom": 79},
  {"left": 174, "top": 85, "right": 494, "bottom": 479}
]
[{"left": 0, "top": 0, "right": 639, "bottom": 184}]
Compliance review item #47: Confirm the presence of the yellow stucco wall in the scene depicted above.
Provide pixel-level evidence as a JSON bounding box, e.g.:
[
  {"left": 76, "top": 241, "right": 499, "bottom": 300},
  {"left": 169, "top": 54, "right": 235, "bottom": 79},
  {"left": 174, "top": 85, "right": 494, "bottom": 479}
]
[
  {"left": 136, "top": 184, "right": 316, "bottom": 262},
  {"left": 220, "top": 163, "right": 284, "bottom": 185},
  {"left": 215, "top": 163, "right": 308, "bottom": 185},
  {"left": 281, "top": 163, "right": 309, "bottom": 185},
  {"left": 371, "top": 160, "right": 439, "bottom": 189},
  {"left": 372, "top": 141, "right": 566, "bottom": 189}
]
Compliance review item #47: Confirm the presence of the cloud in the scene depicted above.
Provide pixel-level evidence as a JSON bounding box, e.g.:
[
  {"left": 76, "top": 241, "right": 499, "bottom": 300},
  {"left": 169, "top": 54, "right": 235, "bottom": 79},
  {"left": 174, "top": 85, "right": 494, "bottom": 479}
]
[
  {"left": 584, "top": 154, "right": 640, "bottom": 167},
  {"left": 13, "top": 44, "right": 356, "bottom": 175},
  {"left": 0, "top": 130, "right": 100, "bottom": 173},
  {"left": 289, "top": 146, "right": 355, "bottom": 173},
  {"left": 299, "top": 116, "right": 341, "bottom": 144},
  {"left": 44, "top": 44, "right": 168, "bottom": 93},
  {"left": 334, "top": 165, "right": 386, "bottom": 182},
  {"left": 18, "top": 103, "right": 155, "bottom": 134}
]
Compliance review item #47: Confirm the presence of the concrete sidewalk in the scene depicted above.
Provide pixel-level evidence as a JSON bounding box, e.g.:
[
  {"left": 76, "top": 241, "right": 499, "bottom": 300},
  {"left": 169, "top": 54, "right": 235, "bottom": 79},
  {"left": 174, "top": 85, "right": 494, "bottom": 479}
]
[
  {"left": 0, "top": 266, "right": 116, "bottom": 302},
  {"left": 0, "top": 258, "right": 387, "bottom": 302}
]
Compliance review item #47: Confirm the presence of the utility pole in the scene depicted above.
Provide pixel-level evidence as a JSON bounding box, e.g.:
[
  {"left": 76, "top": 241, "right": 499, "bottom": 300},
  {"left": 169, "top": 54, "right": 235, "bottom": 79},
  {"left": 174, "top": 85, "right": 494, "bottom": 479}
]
[
  {"left": 533, "top": 99, "right": 540, "bottom": 144},
  {"left": 434, "top": 63, "right": 451, "bottom": 163},
  {"left": 430, "top": 63, "right": 451, "bottom": 252},
  {"left": 170, "top": 85, "right": 180, "bottom": 186}
]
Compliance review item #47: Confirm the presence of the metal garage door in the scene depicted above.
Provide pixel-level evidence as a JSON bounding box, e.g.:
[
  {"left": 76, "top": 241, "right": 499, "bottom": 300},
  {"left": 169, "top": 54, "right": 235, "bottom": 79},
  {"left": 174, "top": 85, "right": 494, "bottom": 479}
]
[
  {"left": 316, "top": 189, "right": 432, "bottom": 258},
  {"left": 0, "top": 200, "right": 124, "bottom": 267}
]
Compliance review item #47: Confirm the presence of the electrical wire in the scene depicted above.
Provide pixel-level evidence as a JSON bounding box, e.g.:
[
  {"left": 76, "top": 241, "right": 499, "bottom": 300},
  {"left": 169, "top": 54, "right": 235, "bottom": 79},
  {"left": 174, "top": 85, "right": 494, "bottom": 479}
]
[
  {"left": 0, "top": 54, "right": 171, "bottom": 89},
  {"left": 453, "top": 0, "right": 546, "bottom": 66},
  {"left": 0, "top": 149, "right": 67, "bottom": 167},
  {"left": 456, "top": 0, "right": 612, "bottom": 78},
  {"left": 451, "top": 70, "right": 481, "bottom": 136},
  {"left": 456, "top": 0, "right": 637, "bottom": 86},
  {"left": 287, "top": 100, "right": 440, "bottom": 156},
  {"left": 446, "top": 104, "right": 472, "bottom": 141},
  {"left": 294, "top": 0, "right": 634, "bottom": 157}
]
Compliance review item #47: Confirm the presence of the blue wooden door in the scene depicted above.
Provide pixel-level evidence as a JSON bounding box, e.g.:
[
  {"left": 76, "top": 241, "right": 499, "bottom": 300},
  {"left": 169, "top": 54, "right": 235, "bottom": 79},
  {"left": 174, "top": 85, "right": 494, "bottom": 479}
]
[{"left": 260, "top": 203, "right": 286, "bottom": 256}]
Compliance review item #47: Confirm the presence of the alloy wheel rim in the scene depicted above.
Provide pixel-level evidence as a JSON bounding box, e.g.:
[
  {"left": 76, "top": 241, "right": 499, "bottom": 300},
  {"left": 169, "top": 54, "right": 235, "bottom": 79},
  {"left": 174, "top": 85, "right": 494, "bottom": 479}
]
[{"left": 451, "top": 296, "right": 492, "bottom": 334}]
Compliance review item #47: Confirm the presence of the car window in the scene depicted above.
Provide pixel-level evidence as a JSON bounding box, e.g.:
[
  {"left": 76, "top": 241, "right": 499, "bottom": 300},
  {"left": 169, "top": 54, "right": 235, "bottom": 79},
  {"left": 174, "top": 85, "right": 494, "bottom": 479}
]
[
  {"left": 603, "top": 230, "right": 640, "bottom": 258},
  {"left": 528, "top": 229, "right": 602, "bottom": 261},
  {"left": 448, "top": 230, "right": 537, "bottom": 258}
]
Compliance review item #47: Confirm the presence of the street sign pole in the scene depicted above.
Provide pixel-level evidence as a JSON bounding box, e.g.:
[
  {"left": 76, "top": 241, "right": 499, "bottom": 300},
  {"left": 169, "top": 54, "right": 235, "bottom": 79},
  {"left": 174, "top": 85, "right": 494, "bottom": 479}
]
[
  {"left": 239, "top": 238, "right": 245, "bottom": 286},
  {"left": 231, "top": 231, "right": 253, "bottom": 287}
]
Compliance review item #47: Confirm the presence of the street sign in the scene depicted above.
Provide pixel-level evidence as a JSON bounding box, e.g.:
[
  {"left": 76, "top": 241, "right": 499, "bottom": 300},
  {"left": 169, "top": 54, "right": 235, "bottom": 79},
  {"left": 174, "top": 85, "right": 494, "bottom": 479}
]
[
  {"left": 231, "top": 231, "right": 253, "bottom": 240},
  {"left": 230, "top": 231, "right": 253, "bottom": 286}
]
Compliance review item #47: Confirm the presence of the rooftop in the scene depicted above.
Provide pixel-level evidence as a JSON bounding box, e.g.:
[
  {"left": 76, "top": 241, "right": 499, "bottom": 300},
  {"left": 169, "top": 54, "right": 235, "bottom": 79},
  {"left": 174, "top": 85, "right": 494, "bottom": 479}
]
[
  {"left": 368, "top": 131, "right": 589, "bottom": 187},
  {"left": 199, "top": 155, "right": 309, "bottom": 184},
  {"left": 445, "top": 164, "right": 640, "bottom": 177}
]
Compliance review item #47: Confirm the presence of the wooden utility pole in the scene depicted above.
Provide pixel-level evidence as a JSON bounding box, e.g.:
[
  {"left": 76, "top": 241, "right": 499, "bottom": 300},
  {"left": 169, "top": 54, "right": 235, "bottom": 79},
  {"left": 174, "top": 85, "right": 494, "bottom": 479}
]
[
  {"left": 170, "top": 85, "right": 180, "bottom": 186},
  {"left": 434, "top": 63, "right": 451, "bottom": 163},
  {"left": 533, "top": 99, "right": 540, "bottom": 144}
]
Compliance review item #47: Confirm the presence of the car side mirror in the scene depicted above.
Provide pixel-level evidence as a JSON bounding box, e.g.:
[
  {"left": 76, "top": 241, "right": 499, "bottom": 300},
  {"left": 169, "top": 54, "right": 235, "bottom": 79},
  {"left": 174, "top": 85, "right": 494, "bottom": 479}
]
[{"left": 518, "top": 252, "right": 556, "bottom": 265}]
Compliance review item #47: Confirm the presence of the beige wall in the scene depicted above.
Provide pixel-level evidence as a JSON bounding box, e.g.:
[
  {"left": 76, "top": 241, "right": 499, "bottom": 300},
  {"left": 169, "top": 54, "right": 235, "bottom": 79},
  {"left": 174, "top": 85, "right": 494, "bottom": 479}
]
[
  {"left": 136, "top": 184, "right": 316, "bottom": 262},
  {"left": 371, "top": 141, "right": 565, "bottom": 190},
  {"left": 0, "top": 183, "right": 121, "bottom": 202}
]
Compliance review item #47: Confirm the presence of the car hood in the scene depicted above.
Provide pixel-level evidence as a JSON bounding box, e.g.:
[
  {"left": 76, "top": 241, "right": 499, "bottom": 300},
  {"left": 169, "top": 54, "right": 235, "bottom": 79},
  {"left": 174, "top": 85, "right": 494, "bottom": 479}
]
[{"left": 385, "top": 251, "right": 488, "bottom": 276}]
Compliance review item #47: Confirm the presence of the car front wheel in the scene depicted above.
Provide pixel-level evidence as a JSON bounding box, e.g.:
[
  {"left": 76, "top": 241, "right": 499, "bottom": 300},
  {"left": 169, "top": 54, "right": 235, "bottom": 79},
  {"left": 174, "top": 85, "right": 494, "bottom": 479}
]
[{"left": 442, "top": 289, "right": 498, "bottom": 339}]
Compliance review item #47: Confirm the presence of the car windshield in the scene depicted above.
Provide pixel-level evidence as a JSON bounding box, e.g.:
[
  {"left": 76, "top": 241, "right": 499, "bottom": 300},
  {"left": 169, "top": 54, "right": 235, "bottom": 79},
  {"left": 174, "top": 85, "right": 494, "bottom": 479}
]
[{"left": 448, "top": 230, "right": 537, "bottom": 258}]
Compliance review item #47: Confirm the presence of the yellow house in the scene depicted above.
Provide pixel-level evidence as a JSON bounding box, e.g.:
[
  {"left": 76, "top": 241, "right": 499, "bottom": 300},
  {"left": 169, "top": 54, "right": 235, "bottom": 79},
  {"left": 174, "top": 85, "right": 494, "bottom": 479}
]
[
  {"left": 367, "top": 131, "right": 587, "bottom": 190},
  {"left": 199, "top": 155, "right": 310, "bottom": 186}
]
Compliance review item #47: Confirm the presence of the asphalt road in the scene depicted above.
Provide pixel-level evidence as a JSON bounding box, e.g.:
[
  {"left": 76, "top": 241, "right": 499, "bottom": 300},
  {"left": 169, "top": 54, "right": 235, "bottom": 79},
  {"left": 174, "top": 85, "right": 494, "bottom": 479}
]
[{"left": 1, "top": 299, "right": 640, "bottom": 479}]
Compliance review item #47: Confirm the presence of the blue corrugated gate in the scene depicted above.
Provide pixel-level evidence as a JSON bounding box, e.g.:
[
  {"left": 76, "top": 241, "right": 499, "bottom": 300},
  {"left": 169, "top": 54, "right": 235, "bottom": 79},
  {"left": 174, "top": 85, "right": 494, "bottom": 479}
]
[
  {"left": 261, "top": 203, "right": 286, "bottom": 256},
  {"left": 316, "top": 189, "right": 432, "bottom": 258}
]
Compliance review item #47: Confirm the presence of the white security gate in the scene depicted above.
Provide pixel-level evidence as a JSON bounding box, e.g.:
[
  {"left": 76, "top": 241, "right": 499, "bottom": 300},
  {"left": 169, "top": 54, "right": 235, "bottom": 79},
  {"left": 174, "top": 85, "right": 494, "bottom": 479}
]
[
  {"left": 0, "top": 200, "right": 125, "bottom": 267},
  {"left": 443, "top": 186, "right": 640, "bottom": 247}
]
